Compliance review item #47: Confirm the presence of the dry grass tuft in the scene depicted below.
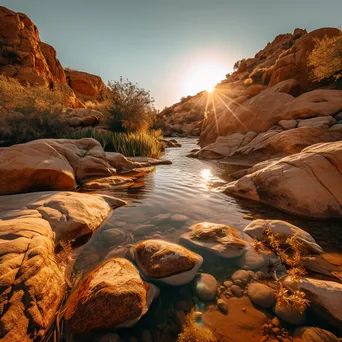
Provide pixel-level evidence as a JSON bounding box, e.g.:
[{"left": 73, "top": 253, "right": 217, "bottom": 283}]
[{"left": 177, "top": 310, "right": 217, "bottom": 342}]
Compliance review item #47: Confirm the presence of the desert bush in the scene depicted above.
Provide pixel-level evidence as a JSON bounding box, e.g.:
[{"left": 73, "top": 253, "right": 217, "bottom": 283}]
[
  {"left": 254, "top": 227, "right": 310, "bottom": 314},
  {"left": 66, "top": 128, "right": 163, "bottom": 158},
  {"left": 107, "top": 77, "right": 157, "bottom": 132},
  {"left": 307, "top": 34, "right": 342, "bottom": 83},
  {"left": 0, "top": 76, "right": 69, "bottom": 146},
  {"left": 233, "top": 58, "right": 246, "bottom": 71}
]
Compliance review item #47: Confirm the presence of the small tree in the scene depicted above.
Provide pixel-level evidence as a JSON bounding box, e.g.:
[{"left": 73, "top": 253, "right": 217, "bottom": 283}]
[
  {"left": 307, "top": 34, "right": 342, "bottom": 83},
  {"left": 233, "top": 58, "right": 246, "bottom": 71},
  {"left": 107, "top": 77, "right": 157, "bottom": 132}
]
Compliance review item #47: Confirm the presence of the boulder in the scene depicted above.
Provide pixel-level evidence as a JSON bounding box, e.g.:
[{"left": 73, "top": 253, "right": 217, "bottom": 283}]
[
  {"left": 284, "top": 277, "right": 342, "bottom": 328},
  {"left": 244, "top": 219, "right": 323, "bottom": 254},
  {"left": 298, "top": 116, "right": 337, "bottom": 129},
  {"left": 105, "top": 152, "right": 148, "bottom": 172},
  {"left": 192, "top": 273, "right": 217, "bottom": 301},
  {"left": 68, "top": 108, "right": 104, "bottom": 126},
  {"left": 279, "top": 119, "right": 297, "bottom": 129},
  {"left": 231, "top": 270, "right": 250, "bottom": 285},
  {"left": 0, "top": 217, "right": 65, "bottom": 342},
  {"left": 65, "top": 69, "right": 107, "bottom": 102},
  {"left": 247, "top": 283, "right": 275, "bottom": 308},
  {"left": 293, "top": 327, "right": 340, "bottom": 342},
  {"left": 223, "top": 141, "right": 342, "bottom": 218},
  {"left": 65, "top": 258, "right": 159, "bottom": 335},
  {"left": 235, "top": 126, "right": 342, "bottom": 160},
  {"left": 0, "top": 138, "right": 115, "bottom": 195},
  {"left": 0, "top": 191, "right": 125, "bottom": 241},
  {"left": 179, "top": 222, "right": 252, "bottom": 259},
  {"left": 134, "top": 239, "right": 202, "bottom": 285}
]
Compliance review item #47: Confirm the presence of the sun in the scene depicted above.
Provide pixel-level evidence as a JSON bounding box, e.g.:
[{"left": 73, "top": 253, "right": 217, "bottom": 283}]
[{"left": 182, "top": 62, "right": 226, "bottom": 95}]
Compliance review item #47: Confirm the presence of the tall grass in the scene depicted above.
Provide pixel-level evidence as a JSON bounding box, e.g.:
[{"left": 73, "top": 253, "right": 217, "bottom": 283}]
[{"left": 66, "top": 128, "right": 164, "bottom": 158}]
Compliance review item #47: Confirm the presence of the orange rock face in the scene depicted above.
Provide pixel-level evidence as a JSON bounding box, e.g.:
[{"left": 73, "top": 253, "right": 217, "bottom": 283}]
[
  {"left": 65, "top": 69, "right": 107, "bottom": 102},
  {"left": 0, "top": 6, "right": 68, "bottom": 89}
]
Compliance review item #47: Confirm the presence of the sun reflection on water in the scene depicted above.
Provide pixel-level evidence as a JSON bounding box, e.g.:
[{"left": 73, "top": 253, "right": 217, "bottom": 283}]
[{"left": 200, "top": 168, "right": 213, "bottom": 191}]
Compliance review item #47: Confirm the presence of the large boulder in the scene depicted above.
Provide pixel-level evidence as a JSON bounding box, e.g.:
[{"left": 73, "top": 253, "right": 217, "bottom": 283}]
[
  {"left": 0, "top": 217, "right": 65, "bottom": 342},
  {"left": 224, "top": 141, "right": 342, "bottom": 218},
  {"left": 284, "top": 277, "right": 342, "bottom": 328},
  {"left": 64, "top": 258, "right": 159, "bottom": 335},
  {"left": 65, "top": 69, "right": 107, "bottom": 102},
  {"left": 244, "top": 219, "right": 323, "bottom": 254},
  {"left": 133, "top": 239, "right": 203, "bottom": 285},
  {"left": 0, "top": 138, "right": 115, "bottom": 195},
  {"left": 0, "top": 191, "right": 125, "bottom": 241}
]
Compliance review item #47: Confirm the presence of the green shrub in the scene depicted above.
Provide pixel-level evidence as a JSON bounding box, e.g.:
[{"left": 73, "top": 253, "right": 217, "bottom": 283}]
[
  {"left": 66, "top": 128, "right": 163, "bottom": 158},
  {"left": 0, "top": 76, "right": 69, "bottom": 146},
  {"left": 107, "top": 77, "right": 157, "bottom": 132}
]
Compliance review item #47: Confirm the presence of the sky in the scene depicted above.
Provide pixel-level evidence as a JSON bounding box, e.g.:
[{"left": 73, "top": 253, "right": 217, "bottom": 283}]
[{"left": 1, "top": 0, "right": 342, "bottom": 108}]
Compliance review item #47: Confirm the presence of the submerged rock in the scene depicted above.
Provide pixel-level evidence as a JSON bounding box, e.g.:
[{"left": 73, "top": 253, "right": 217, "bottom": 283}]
[
  {"left": 193, "top": 273, "right": 218, "bottom": 301},
  {"left": 65, "top": 258, "right": 159, "bottom": 335},
  {"left": 244, "top": 219, "right": 323, "bottom": 254},
  {"left": 179, "top": 222, "right": 252, "bottom": 259},
  {"left": 134, "top": 239, "right": 203, "bottom": 285}
]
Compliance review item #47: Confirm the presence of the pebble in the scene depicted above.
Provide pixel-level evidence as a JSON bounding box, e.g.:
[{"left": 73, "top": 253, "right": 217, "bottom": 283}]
[
  {"left": 217, "top": 299, "right": 228, "bottom": 314},
  {"left": 223, "top": 280, "right": 233, "bottom": 288},
  {"left": 193, "top": 273, "right": 217, "bottom": 301},
  {"left": 247, "top": 282, "right": 276, "bottom": 308},
  {"left": 231, "top": 285, "right": 244, "bottom": 297},
  {"left": 133, "top": 224, "right": 156, "bottom": 236},
  {"left": 171, "top": 214, "right": 189, "bottom": 223},
  {"left": 231, "top": 270, "right": 250, "bottom": 285}
]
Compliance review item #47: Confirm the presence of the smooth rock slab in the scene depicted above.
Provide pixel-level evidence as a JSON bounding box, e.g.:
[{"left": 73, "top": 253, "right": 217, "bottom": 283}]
[
  {"left": 224, "top": 141, "right": 342, "bottom": 218},
  {"left": 134, "top": 239, "right": 203, "bottom": 285},
  {"left": 284, "top": 276, "right": 342, "bottom": 327},
  {"left": 0, "top": 191, "right": 126, "bottom": 242},
  {"left": 244, "top": 219, "right": 323, "bottom": 254},
  {"left": 65, "top": 258, "right": 159, "bottom": 335},
  {"left": 0, "top": 138, "right": 115, "bottom": 195}
]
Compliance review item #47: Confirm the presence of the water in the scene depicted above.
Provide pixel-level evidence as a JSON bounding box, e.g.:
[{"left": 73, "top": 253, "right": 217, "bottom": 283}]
[
  {"left": 73, "top": 137, "right": 342, "bottom": 278},
  {"left": 70, "top": 137, "right": 342, "bottom": 341}
]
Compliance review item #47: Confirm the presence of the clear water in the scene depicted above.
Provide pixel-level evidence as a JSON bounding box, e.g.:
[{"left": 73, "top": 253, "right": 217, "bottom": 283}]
[{"left": 73, "top": 137, "right": 342, "bottom": 278}]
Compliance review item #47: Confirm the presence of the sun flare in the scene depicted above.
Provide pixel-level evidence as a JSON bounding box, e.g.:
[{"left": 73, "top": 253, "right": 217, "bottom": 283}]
[{"left": 182, "top": 62, "right": 226, "bottom": 95}]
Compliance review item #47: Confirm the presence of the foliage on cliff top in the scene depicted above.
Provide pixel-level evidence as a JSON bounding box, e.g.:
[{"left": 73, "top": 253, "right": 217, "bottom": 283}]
[{"left": 308, "top": 33, "right": 342, "bottom": 83}]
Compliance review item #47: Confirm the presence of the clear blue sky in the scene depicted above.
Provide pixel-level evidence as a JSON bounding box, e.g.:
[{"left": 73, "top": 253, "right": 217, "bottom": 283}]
[{"left": 1, "top": 0, "right": 341, "bottom": 108}]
